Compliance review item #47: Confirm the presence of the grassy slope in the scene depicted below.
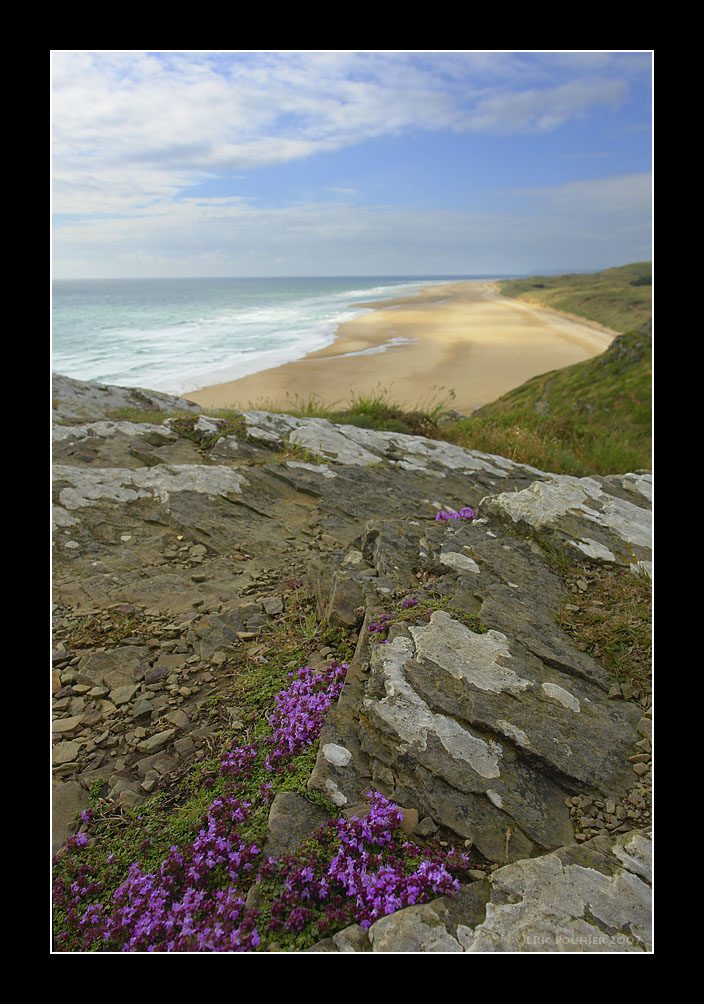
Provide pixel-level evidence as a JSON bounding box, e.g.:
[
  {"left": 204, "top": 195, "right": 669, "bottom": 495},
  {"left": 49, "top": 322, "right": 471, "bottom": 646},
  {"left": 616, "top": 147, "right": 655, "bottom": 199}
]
[
  {"left": 495, "top": 262, "right": 652, "bottom": 334},
  {"left": 442, "top": 263, "right": 652, "bottom": 476}
]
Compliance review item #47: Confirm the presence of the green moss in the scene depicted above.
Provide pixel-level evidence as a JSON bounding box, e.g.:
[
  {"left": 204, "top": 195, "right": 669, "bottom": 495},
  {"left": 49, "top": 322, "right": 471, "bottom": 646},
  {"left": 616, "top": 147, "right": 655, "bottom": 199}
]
[{"left": 167, "top": 412, "right": 250, "bottom": 452}]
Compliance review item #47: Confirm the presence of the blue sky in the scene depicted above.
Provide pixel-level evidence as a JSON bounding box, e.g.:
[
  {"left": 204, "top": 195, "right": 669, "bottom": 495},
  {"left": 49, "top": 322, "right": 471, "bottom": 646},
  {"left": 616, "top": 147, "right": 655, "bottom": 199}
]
[{"left": 51, "top": 50, "right": 653, "bottom": 278}]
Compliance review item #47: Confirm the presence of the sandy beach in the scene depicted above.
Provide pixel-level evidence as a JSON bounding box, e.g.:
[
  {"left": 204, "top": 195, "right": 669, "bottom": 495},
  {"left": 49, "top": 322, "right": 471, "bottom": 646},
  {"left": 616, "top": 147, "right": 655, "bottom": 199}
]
[{"left": 182, "top": 280, "right": 618, "bottom": 416}]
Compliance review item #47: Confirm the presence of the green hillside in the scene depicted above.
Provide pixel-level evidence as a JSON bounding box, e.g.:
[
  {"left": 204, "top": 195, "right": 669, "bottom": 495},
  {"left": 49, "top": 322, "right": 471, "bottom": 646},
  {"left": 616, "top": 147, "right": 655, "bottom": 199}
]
[
  {"left": 497, "top": 262, "right": 652, "bottom": 334},
  {"left": 444, "top": 263, "right": 652, "bottom": 476}
]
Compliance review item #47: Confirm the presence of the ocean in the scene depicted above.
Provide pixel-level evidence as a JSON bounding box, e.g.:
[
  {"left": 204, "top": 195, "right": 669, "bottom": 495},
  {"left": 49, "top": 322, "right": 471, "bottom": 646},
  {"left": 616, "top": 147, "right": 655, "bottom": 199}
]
[{"left": 51, "top": 275, "right": 483, "bottom": 398}]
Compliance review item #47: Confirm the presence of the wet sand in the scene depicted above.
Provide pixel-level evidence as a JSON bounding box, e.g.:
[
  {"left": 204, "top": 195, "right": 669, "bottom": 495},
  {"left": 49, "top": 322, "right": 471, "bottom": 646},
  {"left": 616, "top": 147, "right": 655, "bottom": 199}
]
[{"left": 182, "top": 280, "right": 618, "bottom": 416}]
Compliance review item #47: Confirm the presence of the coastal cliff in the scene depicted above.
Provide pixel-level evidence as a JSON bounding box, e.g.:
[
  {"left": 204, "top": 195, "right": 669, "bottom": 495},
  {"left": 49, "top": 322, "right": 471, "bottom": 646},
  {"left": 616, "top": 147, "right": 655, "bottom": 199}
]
[{"left": 52, "top": 372, "right": 652, "bottom": 953}]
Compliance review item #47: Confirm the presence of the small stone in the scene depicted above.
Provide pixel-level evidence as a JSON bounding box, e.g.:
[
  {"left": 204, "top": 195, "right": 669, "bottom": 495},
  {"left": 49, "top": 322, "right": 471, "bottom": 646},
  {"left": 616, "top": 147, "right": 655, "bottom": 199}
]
[
  {"left": 333, "top": 924, "right": 372, "bottom": 953},
  {"left": 79, "top": 709, "right": 103, "bottom": 728},
  {"left": 262, "top": 595, "right": 284, "bottom": 616},
  {"left": 144, "top": 666, "right": 170, "bottom": 685},
  {"left": 110, "top": 684, "right": 140, "bottom": 706},
  {"left": 633, "top": 763, "right": 650, "bottom": 776},
  {"left": 174, "top": 736, "right": 196, "bottom": 756},
  {"left": 53, "top": 741, "right": 82, "bottom": 766},
  {"left": 398, "top": 807, "right": 419, "bottom": 836},
  {"left": 131, "top": 699, "right": 155, "bottom": 718},
  {"left": 165, "top": 709, "right": 190, "bottom": 730},
  {"left": 52, "top": 715, "right": 84, "bottom": 735},
  {"left": 417, "top": 817, "right": 439, "bottom": 837},
  {"left": 637, "top": 717, "right": 652, "bottom": 739},
  {"left": 138, "top": 729, "right": 177, "bottom": 753},
  {"left": 118, "top": 788, "right": 143, "bottom": 809}
]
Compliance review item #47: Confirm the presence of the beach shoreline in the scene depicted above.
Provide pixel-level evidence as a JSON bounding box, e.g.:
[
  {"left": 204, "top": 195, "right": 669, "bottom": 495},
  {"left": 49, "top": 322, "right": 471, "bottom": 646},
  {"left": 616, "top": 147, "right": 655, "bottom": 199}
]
[{"left": 181, "top": 280, "right": 618, "bottom": 416}]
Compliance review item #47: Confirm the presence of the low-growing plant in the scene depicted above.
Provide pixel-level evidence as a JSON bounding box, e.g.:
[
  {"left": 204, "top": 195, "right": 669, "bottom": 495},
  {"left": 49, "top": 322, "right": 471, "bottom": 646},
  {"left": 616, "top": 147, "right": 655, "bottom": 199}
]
[
  {"left": 367, "top": 596, "right": 487, "bottom": 645},
  {"left": 168, "top": 413, "right": 250, "bottom": 452},
  {"left": 556, "top": 562, "right": 652, "bottom": 699},
  {"left": 53, "top": 658, "right": 472, "bottom": 952}
]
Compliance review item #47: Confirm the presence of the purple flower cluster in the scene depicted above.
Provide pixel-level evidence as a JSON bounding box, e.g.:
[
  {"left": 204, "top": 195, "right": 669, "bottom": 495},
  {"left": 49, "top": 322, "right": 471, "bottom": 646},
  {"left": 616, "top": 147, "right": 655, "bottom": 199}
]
[
  {"left": 435, "top": 506, "right": 476, "bottom": 521},
  {"left": 268, "top": 791, "right": 471, "bottom": 934},
  {"left": 220, "top": 743, "right": 258, "bottom": 778},
  {"left": 102, "top": 812, "right": 263, "bottom": 952},
  {"left": 263, "top": 663, "right": 347, "bottom": 772},
  {"left": 367, "top": 613, "right": 393, "bottom": 644},
  {"left": 54, "top": 659, "right": 472, "bottom": 951},
  {"left": 367, "top": 600, "right": 420, "bottom": 644},
  {"left": 54, "top": 662, "right": 348, "bottom": 952},
  {"left": 326, "top": 792, "right": 466, "bottom": 927}
]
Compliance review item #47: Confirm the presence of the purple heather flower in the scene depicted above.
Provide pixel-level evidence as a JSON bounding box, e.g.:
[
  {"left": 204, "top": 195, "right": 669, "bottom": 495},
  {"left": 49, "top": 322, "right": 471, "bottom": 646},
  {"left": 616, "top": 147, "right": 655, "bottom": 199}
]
[
  {"left": 54, "top": 658, "right": 471, "bottom": 953},
  {"left": 435, "top": 506, "right": 476, "bottom": 521}
]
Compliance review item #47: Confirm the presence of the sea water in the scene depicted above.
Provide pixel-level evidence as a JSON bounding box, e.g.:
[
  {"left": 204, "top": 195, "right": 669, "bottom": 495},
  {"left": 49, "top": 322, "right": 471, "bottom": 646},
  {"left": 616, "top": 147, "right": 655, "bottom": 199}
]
[{"left": 51, "top": 275, "right": 480, "bottom": 397}]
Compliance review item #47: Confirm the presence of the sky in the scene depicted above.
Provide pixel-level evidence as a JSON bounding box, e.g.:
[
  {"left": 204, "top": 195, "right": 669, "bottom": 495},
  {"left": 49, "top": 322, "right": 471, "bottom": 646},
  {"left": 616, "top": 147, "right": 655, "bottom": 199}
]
[{"left": 51, "top": 50, "right": 653, "bottom": 279}]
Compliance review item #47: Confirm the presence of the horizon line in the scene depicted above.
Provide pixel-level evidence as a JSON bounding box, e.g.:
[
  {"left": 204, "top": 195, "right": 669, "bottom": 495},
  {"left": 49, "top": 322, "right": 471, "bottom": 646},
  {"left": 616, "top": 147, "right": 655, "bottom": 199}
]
[{"left": 51, "top": 267, "right": 623, "bottom": 283}]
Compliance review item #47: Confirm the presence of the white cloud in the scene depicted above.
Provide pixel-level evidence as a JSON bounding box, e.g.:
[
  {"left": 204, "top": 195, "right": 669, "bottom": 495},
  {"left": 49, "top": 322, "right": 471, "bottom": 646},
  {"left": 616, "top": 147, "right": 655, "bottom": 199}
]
[
  {"left": 510, "top": 172, "right": 652, "bottom": 218},
  {"left": 52, "top": 172, "right": 652, "bottom": 278},
  {"left": 51, "top": 52, "right": 652, "bottom": 275},
  {"left": 52, "top": 51, "right": 649, "bottom": 213},
  {"left": 460, "top": 78, "right": 628, "bottom": 133}
]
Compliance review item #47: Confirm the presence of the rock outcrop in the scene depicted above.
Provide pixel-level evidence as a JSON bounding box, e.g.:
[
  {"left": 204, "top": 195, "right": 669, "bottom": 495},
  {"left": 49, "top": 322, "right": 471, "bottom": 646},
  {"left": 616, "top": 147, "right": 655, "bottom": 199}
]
[{"left": 52, "top": 373, "right": 652, "bottom": 951}]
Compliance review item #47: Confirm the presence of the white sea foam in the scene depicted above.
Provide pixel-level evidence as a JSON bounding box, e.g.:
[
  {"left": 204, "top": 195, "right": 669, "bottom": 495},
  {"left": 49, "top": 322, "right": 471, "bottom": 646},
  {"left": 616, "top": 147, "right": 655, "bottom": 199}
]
[{"left": 51, "top": 276, "right": 473, "bottom": 396}]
